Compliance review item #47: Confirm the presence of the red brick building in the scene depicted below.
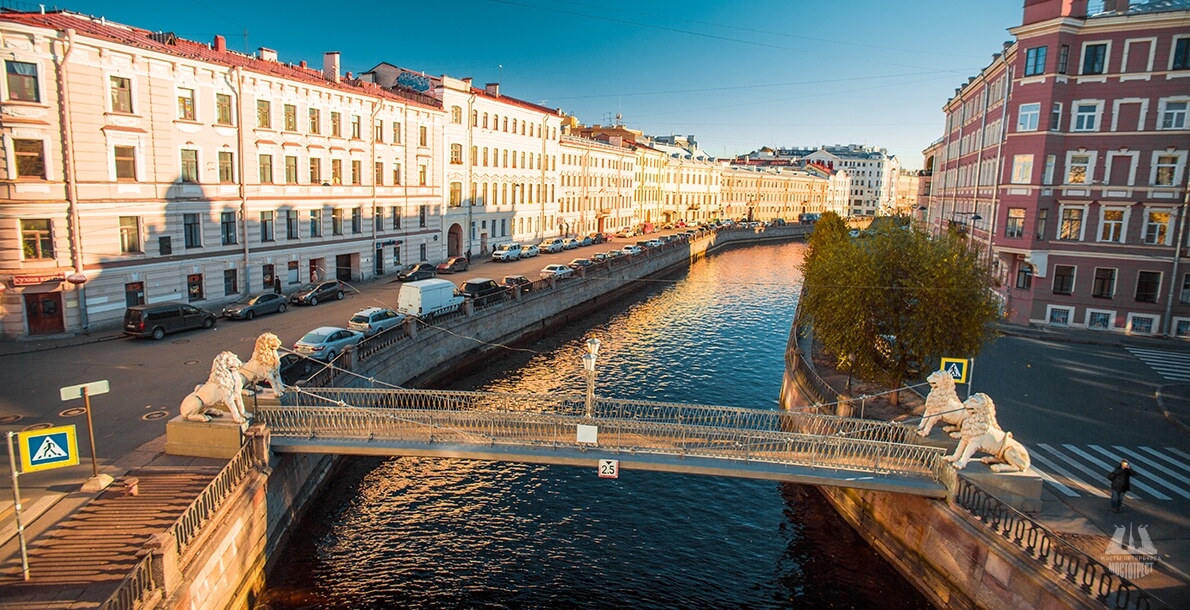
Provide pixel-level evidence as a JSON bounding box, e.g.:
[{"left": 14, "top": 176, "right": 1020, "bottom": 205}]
[{"left": 926, "top": 0, "right": 1190, "bottom": 337}]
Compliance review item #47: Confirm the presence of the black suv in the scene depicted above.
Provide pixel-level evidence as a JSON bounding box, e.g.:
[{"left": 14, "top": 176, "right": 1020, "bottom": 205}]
[
  {"left": 289, "top": 280, "right": 346, "bottom": 306},
  {"left": 456, "top": 278, "right": 505, "bottom": 306}
]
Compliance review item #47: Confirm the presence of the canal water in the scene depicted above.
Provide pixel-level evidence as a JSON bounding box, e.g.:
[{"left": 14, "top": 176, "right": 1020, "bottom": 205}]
[{"left": 259, "top": 241, "right": 930, "bottom": 609}]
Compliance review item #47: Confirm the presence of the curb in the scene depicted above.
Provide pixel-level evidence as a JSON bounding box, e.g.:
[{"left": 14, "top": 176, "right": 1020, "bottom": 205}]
[{"left": 0, "top": 331, "right": 125, "bottom": 357}]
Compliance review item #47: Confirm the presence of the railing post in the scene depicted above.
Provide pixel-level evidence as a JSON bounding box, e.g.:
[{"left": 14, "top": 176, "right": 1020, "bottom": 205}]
[
  {"left": 145, "top": 531, "right": 180, "bottom": 598},
  {"left": 405, "top": 316, "right": 418, "bottom": 340}
]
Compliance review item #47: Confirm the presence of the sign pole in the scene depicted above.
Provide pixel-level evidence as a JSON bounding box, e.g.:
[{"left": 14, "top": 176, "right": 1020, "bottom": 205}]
[
  {"left": 6, "top": 432, "right": 30, "bottom": 581},
  {"left": 966, "top": 357, "right": 976, "bottom": 399},
  {"left": 83, "top": 387, "right": 99, "bottom": 479}
]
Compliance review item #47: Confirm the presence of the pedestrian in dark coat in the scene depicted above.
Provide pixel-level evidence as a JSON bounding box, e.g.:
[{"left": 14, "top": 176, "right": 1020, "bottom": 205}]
[{"left": 1108, "top": 460, "right": 1133, "bottom": 513}]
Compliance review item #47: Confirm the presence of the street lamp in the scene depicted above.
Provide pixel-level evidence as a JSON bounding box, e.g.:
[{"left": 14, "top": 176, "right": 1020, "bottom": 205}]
[
  {"left": 582, "top": 338, "right": 601, "bottom": 418},
  {"left": 846, "top": 352, "right": 856, "bottom": 393}
]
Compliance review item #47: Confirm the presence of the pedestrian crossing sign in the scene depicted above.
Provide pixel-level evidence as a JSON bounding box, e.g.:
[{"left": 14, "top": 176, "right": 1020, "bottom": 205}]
[
  {"left": 18, "top": 425, "right": 79, "bottom": 473},
  {"left": 940, "top": 358, "right": 970, "bottom": 384}
]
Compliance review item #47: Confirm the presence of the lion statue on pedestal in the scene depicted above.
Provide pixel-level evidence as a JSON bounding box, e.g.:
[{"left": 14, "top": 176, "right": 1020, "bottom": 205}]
[
  {"left": 180, "top": 351, "right": 248, "bottom": 424},
  {"left": 944, "top": 393, "right": 1031, "bottom": 473},
  {"left": 917, "top": 370, "right": 966, "bottom": 438},
  {"left": 239, "top": 332, "right": 286, "bottom": 397}
]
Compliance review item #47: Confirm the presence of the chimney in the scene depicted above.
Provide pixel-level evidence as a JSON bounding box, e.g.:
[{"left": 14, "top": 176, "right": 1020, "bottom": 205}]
[
  {"left": 299, "top": 60, "right": 307, "bottom": 69},
  {"left": 214, "top": 35, "right": 226, "bottom": 53},
  {"left": 485, "top": 82, "right": 500, "bottom": 97},
  {"left": 323, "top": 52, "right": 341, "bottom": 83},
  {"left": 1021, "top": 0, "right": 1089, "bottom": 26},
  {"left": 258, "top": 47, "right": 277, "bottom": 62},
  {"left": 462, "top": 77, "right": 473, "bottom": 88}
]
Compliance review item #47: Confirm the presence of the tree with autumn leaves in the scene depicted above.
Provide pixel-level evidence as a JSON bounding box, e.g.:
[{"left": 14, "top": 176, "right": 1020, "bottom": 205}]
[{"left": 797, "top": 212, "right": 1000, "bottom": 403}]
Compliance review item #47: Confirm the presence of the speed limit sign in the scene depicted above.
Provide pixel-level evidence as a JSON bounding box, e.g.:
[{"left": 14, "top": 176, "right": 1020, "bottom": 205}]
[{"left": 598, "top": 459, "right": 619, "bottom": 479}]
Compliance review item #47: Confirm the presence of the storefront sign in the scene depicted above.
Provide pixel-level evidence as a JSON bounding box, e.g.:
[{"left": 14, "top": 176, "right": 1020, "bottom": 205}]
[{"left": 13, "top": 274, "right": 63, "bottom": 286}]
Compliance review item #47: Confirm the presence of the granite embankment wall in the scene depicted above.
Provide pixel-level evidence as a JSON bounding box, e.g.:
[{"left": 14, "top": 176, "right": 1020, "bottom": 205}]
[{"left": 159, "top": 226, "right": 808, "bottom": 610}]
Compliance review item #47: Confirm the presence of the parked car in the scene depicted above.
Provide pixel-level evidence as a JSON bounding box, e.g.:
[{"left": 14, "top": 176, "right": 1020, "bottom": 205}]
[
  {"left": 615, "top": 228, "right": 637, "bottom": 238},
  {"left": 436, "top": 256, "right": 469, "bottom": 274},
  {"left": 222, "top": 292, "right": 287, "bottom": 320},
  {"left": 567, "top": 258, "right": 593, "bottom": 269},
  {"left": 539, "top": 238, "right": 565, "bottom": 253},
  {"left": 540, "top": 264, "right": 574, "bottom": 280},
  {"left": 501, "top": 275, "right": 532, "bottom": 293},
  {"left": 348, "top": 306, "right": 407, "bottom": 337},
  {"left": 123, "top": 302, "right": 217, "bottom": 340},
  {"left": 604, "top": 249, "right": 625, "bottom": 260},
  {"left": 520, "top": 244, "right": 540, "bottom": 258},
  {"left": 590, "top": 252, "right": 608, "bottom": 263},
  {"left": 491, "top": 242, "right": 523, "bottom": 262},
  {"left": 293, "top": 326, "right": 363, "bottom": 362},
  {"left": 456, "top": 278, "right": 506, "bottom": 305},
  {"left": 578, "top": 236, "right": 593, "bottom": 247},
  {"left": 587, "top": 233, "right": 607, "bottom": 245},
  {"left": 397, "top": 263, "right": 437, "bottom": 282},
  {"left": 622, "top": 245, "right": 643, "bottom": 255},
  {"left": 277, "top": 353, "right": 315, "bottom": 386},
  {"left": 290, "top": 280, "right": 346, "bottom": 306}
]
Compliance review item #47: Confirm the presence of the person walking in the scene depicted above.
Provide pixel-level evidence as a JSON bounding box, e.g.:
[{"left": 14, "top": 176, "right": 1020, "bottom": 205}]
[{"left": 1108, "top": 459, "right": 1133, "bottom": 513}]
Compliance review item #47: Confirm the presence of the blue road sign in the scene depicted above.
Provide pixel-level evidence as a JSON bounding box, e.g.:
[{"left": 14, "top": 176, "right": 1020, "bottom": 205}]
[{"left": 18, "top": 425, "right": 79, "bottom": 473}]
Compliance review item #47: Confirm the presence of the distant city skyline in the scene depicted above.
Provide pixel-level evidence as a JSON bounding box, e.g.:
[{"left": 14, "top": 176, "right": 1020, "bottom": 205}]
[{"left": 59, "top": 0, "right": 1024, "bottom": 169}]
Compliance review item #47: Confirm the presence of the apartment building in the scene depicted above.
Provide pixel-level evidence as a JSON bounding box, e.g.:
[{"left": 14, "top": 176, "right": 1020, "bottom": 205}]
[
  {"left": 926, "top": 0, "right": 1190, "bottom": 337},
  {"left": 802, "top": 145, "right": 900, "bottom": 217},
  {"left": 650, "top": 135, "right": 721, "bottom": 224},
  {"left": 719, "top": 165, "right": 829, "bottom": 222},
  {"left": 558, "top": 130, "right": 636, "bottom": 236},
  {"left": 0, "top": 11, "right": 446, "bottom": 337}
]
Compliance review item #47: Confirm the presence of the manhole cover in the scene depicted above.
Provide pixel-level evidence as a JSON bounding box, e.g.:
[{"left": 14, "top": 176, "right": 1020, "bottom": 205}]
[
  {"left": 0, "top": 415, "right": 22, "bottom": 425},
  {"left": 184, "top": 359, "right": 200, "bottom": 365},
  {"left": 59, "top": 407, "right": 87, "bottom": 417},
  {"left": 21, "top": 423, "right": 51, "bottom": 432},
  {"left": 143, "top": 410, "right": 170, "bottom": 421},
  {"left": 172, "top": 339, "right": 190, "bottom": 345}
]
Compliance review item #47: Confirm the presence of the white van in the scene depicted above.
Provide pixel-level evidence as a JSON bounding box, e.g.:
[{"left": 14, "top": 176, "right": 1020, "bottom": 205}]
[
  {"left": 491, "top": 243, "right": 523, "bottom": 262},
  {"left": 397, "top": 278, "right": 464, "bottom": 318}
]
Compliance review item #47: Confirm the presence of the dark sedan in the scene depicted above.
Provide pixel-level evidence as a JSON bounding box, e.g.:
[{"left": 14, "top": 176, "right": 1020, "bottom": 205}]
[
  {"left": 222, "top": 292, "right": 288, "bottom": 320},
  {"left": 289, "top": 280, "right": 346, "bottom": 306},
  {"left": 398, "top": 263, "right": 437, "bottom": 282}
]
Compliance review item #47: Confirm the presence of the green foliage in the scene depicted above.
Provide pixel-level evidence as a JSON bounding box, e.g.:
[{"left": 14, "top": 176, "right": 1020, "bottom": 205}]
[{"left": 799, "top": 218, "right": 999, "bottom": 390}]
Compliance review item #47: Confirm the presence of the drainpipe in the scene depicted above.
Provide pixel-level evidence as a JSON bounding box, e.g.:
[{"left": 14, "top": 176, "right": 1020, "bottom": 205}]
[
  {"left": 1161, "top": 171, "right": 1190, "bottom": 336},
  {"left": 986, "top": 65, "right": 1012, "bottom": 271},
  {"left": 370, "top": 97, "right": 382, "bottom": 276},
  {"left": 466, "top": 92, "right": 475, "bottom": 255},
  {"left": 234, "top": 66, "right": 250, "bottom": 282},
  {"left": 56, "top": 29, "right": 87, "bottom": 330}
]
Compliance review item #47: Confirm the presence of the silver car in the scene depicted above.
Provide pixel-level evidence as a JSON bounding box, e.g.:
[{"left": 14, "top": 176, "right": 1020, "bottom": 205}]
[
  {"left": 293, "top": 326, "right": 364, "bottom": 362},
  {"left": 348, "top": 307, "right": 407, "bottom": 337}
]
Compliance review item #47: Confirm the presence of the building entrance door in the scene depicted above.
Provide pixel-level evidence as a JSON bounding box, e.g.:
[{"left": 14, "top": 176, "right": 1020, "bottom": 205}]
[{"left": 25, "top": 292, "right": 65, "bottom": 335}]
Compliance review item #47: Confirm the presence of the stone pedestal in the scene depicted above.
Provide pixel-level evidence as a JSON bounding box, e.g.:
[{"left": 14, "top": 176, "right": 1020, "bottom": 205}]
[
  {"left": 959, "top": 464, "right": 1045, "bottom": 513},
  {"left": 165, "top": 415, "right": 246, "bottom": 459}
]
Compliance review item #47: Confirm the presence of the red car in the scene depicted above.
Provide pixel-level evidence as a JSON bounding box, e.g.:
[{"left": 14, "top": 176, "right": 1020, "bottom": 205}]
[{"left": 436, "top": 256, "right": 469, "bottom": 274}]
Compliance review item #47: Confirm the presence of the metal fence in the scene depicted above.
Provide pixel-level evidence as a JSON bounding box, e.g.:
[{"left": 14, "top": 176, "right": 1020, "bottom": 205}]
[
  {"left": 166, "top": 436, "right": 261, "bottom": 558},
  {"left": 98, "top": 553, "right": 157, "bottom": 610},
  {"left": 953, "top": 478, "right": 1171, "bottom": 610}
]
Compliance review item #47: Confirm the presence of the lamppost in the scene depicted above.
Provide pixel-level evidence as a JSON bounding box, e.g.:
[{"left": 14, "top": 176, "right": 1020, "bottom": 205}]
[
  {"left": 581, "top": 338, "right": 601, "bottom": 418},
  {"left": 846, "top": 352, "right": 856, "bottom": 393}
]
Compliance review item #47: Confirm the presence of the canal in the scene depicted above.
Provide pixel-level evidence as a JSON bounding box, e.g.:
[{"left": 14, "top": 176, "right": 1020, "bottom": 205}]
[{"left": 259, "top": 241, "right": 930, "bottom": 609}]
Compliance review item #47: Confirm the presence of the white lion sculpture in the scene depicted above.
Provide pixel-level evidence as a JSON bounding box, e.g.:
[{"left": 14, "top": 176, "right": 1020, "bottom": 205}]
[
  {"left": 180, "top": 351, "right": 248, "bottom": 424},
  {"left": 944, "top": 393, "right": 1031, "bottom": 473},
  {"left": 917, "top": 370, "right": 966, "bottom": 438},
  {"left": 239, "top": 332, "right": 286, "bottom": 397}
]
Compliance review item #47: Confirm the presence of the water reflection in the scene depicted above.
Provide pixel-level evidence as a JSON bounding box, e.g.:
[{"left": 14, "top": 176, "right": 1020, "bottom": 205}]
[{"left": 261, "top": 242, "right": 929, "bottom": 609}]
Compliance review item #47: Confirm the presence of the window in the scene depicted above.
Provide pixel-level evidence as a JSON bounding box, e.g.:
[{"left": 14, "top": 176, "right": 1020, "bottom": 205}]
[
  {"left": 119, "top": 216, "right": 141, "bottom": 253},
  {"left": 1005, "top": 208, "right": 1025, "bottom": 238},
  {"left": 1181, "top": 273, "right": 1190, "bottom": 304},
  {"left": 1127, "top": 314, "right": 1156, "bottom": 335},
  {"left": 1048, "top": 305, "right": 1073, "bottom": 326},
  {"left": 450, "top": 105, "right": 462, "bottom": 123},
  {"left": 351, "top": 115, "right": 361, "bottom": 139},
  {"left": 218, "top": 151, "right": 234, "bottom": 183},
  {"left": 1160, "top": 100, "right": 1187, "bottom": 130},
  {"left": 223, "top": 269, "right": 238, "bottom": 296},
  {"left": 288, "top": 261, "right": 300, "bottom": 285},
  {"left": 1087, "top": 310, "right": 1112, "bottom": 330},
  {"left": 332, "top": 208, "right": 344, "bottom": 235},
  {"left": 258, "top": 154, "right": 273, "bottom": 183},
  {"left": 419, "top": 242, "right": 427, "bottom": 261},
  {"left": 260, "top": 211, "right": 275, "bottom": 242},
  {"left": 375, "top": 120, "right": 384, "bottom": 142},
  {"left": 125, "top": 282, "right": 146, "bottom": 308},
  {"left": 188, "top": 274, "right": 205, "bottom": 302},
  {"left": 375, "top": 161, "right": 384, "bottom": 185},
  {"left": 262, "top": 264, "right": 275, "bottom": 291},
  {"left": 286, "top": 210, "right": 299, "bottom": 239},
  {"left": 216, "top": 93, "right": 233, "bottom": 125},
  {"left": 221, "top": 211, "right": 237, "bottom": 245},
  {"left": 351, "top": 207, "right": 362, "bottom": 233},
  {"left": 351, "top": 160, "right": 361, "bottom": 185},
  {"left": 1082, "top": 43, "right": 1106, "bottom": 74},
  {"left": 181, "top": 149, "right": 199, "bottom": 183},
  {"left": 1017, "top": 103, "right": 1040, "bottom": 131},
  {"left": 1052, "top": 265, "right": 1075, "bottom": 295},
  {"left": 1178, "top": 319, "right": 1190, "bottom": 338},
  {"left": 419, "top": 204, "right": 427, "bottom": 227},
  {"left": 449, "top": 181, "right": 462, "bottom": 207},
  {"left": 1025, "top": 46, "right": 1047, "bottom": 76},
  {"left": 6, "top": 60, "right": 39, "bottom": 102},
  {"left": 1135, "top": 271, "right": 1161, "bottom": 303},
  {"left": 1059, "top": 206, "right": 1084, "bottom": 240},
  {"left": 1100, "top": 208, "right": 1125, "bottom": 242},
  {"left": 13, "top": 139, "right": 45, "bottom": 179},
  {"left": 1067, "top": 154, "right": 1091, "bottom": 184},
  {"left": 20, "top": 219, "right": 52, "bottom": 259},
  {"left": 1073, "top": 103, "right": 1099, "bottom": 131},
  {"left": 1143, "top": 210, "right": 1171, "bottom": 245},
  {"left": 115, "top": 145, "right": 137, "bottom": 181},
  {"left": 1057, "top": 44, "right": 1070, "bottom": 74},
  {"left": 1172, "top": 38, "right": 1189, "bottom": 70},
  {"left": 393, "top": 162, "right": 401, "bottom": 185},
  {"left": 418, "top": 164, "right": 427, "bottom": 186},
  {"left": 419, "top": 125, "right": 427, "bottom": 146},
  {"left": 158, "top": 236, "right": 172, "bottom": 255},
  {"left": 1037, "top": 208, "right": 1049, "bottom": 239},
  {"left": 309, "top": 108, "right": 320, "bottom": 134},
  {"left": 331, "top": 159, "right": 342, "bottom": 185},
  {"left": 1050, "top": 102, "right": 1062, "bottom": 131},
  {"left": 256, "top": 99, "right": 271, "bottom": 128},
  {"left": 393, "top": 121, "right": 402, "bottom": 143},
  {"left": 1092, "top": 268, "right": 1116, "bottom": 298},
  {"left": 1015, "top": 263, "right": 1033, "bottom": 289},
  {"left": 110, "top": 76, "right": 132, "bottom": 112},
  {"left": 183, "top": 213, "right": 201, "bottom": 248},
  {"left": 309, "top": 209, "right": 323, "bottom": 237},
  {"left": 391, "top": 205, "right": 401, "bottom": 230},
  {"left": 309, "top": 158, "right": 322, "bottom": 184},
  {"left": 1011, "top": 155, "right": 1033, "bottom": 183},
  {"left": 1043, "top": 154, "right": 1056, "bottom": 185},
  {"left": 331, "top": 112, "right": 341, "bottom": 137},
  {"left": 450, "top": 143, "right": 463, "bottom": 164},
  {"left": 284, "top": 104, "right": 297, "bottom": 131},
  {"left": 177, "top": 88, "right": 195, "bottom": 120},
  {"left": 285, "top": 155, "right": 298, "bottom": 184}
]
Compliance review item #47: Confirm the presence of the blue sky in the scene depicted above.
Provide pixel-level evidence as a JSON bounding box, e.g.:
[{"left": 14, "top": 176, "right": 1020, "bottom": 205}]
[{"left": 60, "top": 0, "right": 1023, "bottom": 169}]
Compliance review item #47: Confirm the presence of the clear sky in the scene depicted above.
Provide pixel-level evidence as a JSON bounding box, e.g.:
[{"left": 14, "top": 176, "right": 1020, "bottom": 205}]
[{"left": 59, "top": 0, "right": 1024, "bottom": 169}]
